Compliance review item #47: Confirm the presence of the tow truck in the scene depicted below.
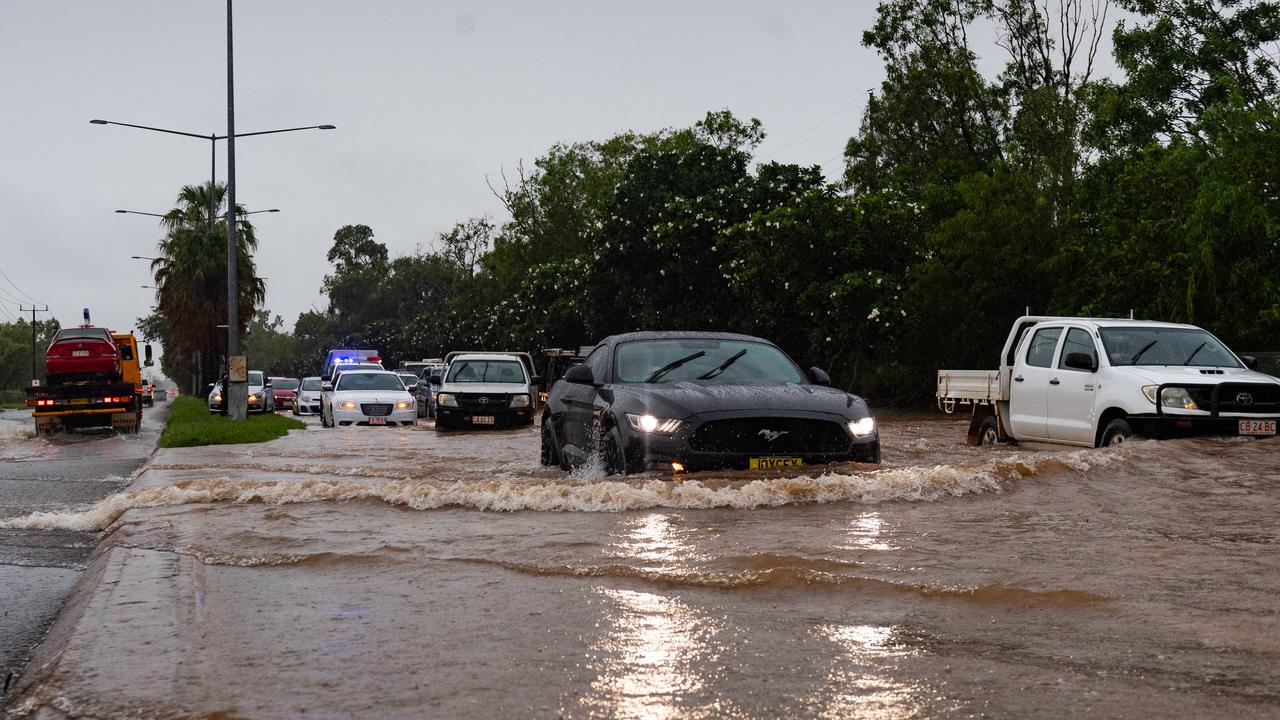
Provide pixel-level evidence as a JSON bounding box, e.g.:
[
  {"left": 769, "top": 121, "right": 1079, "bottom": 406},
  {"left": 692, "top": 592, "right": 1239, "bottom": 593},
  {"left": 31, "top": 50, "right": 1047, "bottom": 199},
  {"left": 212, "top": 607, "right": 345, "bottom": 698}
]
[{"left": 25, "top": 313, "right": 154, "bottom": 436}]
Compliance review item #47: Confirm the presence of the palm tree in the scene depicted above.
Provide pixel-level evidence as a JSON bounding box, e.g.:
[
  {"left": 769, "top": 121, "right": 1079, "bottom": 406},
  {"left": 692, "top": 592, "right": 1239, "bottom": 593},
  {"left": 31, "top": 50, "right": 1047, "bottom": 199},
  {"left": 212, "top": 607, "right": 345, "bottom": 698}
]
[{"left": 149, "top": 182, "right": 267, "bottom": 392}]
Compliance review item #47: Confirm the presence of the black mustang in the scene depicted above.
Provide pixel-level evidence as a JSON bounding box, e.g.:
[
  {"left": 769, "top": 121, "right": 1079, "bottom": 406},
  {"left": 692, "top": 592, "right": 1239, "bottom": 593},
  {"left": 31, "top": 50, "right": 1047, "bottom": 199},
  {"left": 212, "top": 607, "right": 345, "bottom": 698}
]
[{"left": 540, "top": 331, "right": 880, "bottom": 474}]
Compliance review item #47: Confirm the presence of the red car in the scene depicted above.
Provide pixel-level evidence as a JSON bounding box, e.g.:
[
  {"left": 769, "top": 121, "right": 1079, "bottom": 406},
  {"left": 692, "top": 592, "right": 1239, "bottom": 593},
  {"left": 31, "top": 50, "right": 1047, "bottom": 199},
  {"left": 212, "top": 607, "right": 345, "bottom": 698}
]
[
  {"left": 44, "top": 327, "right": 119, "bottom": 384},
  {"left": 269, "top": 377, "right": 300, "bottom": 410}
]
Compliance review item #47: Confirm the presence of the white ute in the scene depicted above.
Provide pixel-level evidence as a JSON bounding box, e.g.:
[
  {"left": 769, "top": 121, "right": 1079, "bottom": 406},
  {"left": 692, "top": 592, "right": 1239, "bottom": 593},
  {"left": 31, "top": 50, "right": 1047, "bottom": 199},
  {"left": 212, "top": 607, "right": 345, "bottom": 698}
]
[
  {"left": 432, "top": 351, "right": 539, "bottom": 430},
  {"left": 937, "top": 316, "right": 1279, "bottom": 447}
]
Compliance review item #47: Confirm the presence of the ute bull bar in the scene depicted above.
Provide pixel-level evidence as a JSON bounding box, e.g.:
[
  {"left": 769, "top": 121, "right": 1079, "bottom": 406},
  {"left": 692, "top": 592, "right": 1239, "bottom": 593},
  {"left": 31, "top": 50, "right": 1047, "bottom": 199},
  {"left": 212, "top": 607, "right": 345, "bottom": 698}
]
[{"left": 1154, "top": 382, "right": 1280, "bottom": 418}]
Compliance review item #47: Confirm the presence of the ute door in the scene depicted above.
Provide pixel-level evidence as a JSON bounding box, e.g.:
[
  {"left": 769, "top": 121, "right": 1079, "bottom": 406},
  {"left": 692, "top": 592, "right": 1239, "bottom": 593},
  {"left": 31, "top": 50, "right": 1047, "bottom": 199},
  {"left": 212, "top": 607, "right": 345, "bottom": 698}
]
[
  {"left": 1046, "top": 327, "right": 1100, "bottom": 445},
  {"left": 1008, "top": 326, "right": 1063, "bottom": 440}
]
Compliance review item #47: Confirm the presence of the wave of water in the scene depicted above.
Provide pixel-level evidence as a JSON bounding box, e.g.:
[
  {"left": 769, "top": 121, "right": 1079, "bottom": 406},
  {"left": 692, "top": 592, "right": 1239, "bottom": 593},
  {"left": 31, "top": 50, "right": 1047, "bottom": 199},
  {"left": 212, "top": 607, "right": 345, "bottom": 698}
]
[{"left": 0, "top": 448, "right": 1115, "bottom": 532}]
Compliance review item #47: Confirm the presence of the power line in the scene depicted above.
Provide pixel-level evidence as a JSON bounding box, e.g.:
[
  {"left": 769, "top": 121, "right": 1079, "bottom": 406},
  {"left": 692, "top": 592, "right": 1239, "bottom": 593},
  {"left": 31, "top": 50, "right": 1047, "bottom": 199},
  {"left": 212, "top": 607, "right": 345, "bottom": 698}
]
[
  {"left": 0, "top": 302, "right": 18, "bottom": 323},
  {"left": 0, "top": 267, "right": 42, "bottom": 305},
  {"left": 0, "top": 282, "right": 24, "bottom": 305},
  {"left": 759, "top": 92, "right": 868, "bottom": 163}
]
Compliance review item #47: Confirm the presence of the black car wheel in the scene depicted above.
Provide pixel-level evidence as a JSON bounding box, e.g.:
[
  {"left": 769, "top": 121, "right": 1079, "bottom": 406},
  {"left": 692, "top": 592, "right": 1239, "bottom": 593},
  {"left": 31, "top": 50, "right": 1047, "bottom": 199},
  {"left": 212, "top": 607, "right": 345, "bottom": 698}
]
[
  {"left": 541, "top": 419, "right": 571, "bottom": 470},
  {"left": 977, "top": 415, "right": 999, "bottom": 446},
  {"left": 1101, "top": 418, "right": 1133, "bottom": 447},
  {"left": 601, "top": 426, "right": 635, "bottom": 476}
]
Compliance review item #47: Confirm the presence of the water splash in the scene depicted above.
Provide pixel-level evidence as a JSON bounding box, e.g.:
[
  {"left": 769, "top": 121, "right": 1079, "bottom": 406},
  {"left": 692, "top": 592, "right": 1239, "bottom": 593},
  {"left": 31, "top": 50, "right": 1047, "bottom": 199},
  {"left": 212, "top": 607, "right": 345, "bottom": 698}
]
[{"left": 0, "top": 449, "right": 1109, "bottom": 532}]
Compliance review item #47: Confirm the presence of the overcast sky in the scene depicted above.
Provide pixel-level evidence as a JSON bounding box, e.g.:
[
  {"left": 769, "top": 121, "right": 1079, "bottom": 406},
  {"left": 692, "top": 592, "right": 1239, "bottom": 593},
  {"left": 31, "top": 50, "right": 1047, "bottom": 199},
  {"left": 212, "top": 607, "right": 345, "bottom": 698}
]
[{"left": 0, "top": 1, "right": 1122, "bottom": 357}]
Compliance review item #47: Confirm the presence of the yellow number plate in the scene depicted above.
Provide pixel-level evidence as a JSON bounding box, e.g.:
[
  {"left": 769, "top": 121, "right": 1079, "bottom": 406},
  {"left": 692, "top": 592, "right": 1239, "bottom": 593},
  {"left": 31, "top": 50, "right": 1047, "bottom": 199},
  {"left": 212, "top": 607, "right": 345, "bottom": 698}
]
[
  {"left": 749, "top": 457, "right": 804, "bottom": 470},
  {"left": 70, "top": 398, "right": 89, "bottom": 405}
]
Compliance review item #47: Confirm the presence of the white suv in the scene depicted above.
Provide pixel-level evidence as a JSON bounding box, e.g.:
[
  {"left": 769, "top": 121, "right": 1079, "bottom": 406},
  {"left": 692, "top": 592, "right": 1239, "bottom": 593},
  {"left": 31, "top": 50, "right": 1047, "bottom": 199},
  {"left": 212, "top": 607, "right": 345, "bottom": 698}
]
[{"left": 433, "top": 353, "right": 538, "bottom": 430}]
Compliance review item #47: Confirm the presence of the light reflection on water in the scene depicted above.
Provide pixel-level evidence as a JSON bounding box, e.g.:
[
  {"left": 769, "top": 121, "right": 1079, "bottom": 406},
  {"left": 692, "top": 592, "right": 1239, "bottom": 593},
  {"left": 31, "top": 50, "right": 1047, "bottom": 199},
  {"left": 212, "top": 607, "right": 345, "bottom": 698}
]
[
  {"left": 586, "top": 588, "right": 724, "bottom": 720},
  {"left": 816, "top": 624, "right": 921, "bottom": 720},
  {"left": 844, "top": 512, "right": 895, "bottom": 552}
]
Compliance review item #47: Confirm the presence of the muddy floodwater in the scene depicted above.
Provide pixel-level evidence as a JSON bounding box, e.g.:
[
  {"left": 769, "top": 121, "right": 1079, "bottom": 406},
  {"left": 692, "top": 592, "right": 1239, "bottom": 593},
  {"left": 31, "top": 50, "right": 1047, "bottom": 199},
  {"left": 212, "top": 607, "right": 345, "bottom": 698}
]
[{"left": 3, "top": 413, "right": 1278, "bottom": 719}]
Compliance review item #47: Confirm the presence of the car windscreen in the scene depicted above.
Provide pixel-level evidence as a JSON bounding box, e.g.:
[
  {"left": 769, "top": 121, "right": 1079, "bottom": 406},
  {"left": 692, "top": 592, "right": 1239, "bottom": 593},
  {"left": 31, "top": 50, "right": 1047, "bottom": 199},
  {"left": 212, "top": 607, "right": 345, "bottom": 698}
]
[
  {"left": 397, "top": 374, "right": 418, "bottom": 387},
  {"left": 248, "top": 371, "right": 265, "bottom": 386},
  {"left": 53, "top": 328, "right": 112, "bottom": 343},
  {"left": 272, "top": 378, "right": 300, "bottom": 390},
  {"left": 1099, "top": 327, "right": 1242, "bottom": 368},
  {"left": 301, "top": 378, "right": 322, "bottom": 391},
  {"left": 445, "top": 360, "right": 526, "bottom": 383},
  {"left": 614, "top": 339, "right": 806, "bottom": 384},
  {"left": 336, "top": 373, "right": 406, "bottom": 392}
]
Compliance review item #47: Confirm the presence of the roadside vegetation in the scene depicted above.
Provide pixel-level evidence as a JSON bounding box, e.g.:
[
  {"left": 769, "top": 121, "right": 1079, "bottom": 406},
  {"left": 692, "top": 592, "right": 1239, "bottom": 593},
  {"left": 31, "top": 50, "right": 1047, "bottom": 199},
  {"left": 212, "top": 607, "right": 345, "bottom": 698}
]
[
  {"left": 158, "top": 396, "right": 304, "bottom": 448},
  {"left": 121, "top": 0, "right": 1276, "bottom": 405}
]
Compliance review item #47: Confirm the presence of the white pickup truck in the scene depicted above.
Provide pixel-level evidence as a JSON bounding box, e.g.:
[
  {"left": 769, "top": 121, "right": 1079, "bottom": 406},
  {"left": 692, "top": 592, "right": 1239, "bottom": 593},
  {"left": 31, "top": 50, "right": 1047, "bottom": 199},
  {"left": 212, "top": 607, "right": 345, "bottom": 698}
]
[
  {"left": 431, "top": 351, "right": 540, "bottom": 430},
  {"left": 937, "top": 316, "right": 1279, "bottom": 447}
]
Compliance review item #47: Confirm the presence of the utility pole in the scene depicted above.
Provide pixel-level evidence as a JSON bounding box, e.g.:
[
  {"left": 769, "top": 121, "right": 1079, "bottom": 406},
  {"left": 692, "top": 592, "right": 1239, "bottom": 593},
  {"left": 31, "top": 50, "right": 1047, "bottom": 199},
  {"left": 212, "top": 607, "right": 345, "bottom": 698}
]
[
  {"left": 19, "top": 304, "right": 49, "bottom": 386},
  {"left": 224, "top": 0, "right": 247, "bottom": 420}
]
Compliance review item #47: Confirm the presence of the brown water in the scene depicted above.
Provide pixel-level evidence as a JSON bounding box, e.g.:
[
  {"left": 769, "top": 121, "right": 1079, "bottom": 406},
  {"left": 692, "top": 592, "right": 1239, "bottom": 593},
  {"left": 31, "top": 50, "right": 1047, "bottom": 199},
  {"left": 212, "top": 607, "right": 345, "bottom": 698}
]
[{"left": 4, "top": 414, "right": 1279, "bottom": 719}]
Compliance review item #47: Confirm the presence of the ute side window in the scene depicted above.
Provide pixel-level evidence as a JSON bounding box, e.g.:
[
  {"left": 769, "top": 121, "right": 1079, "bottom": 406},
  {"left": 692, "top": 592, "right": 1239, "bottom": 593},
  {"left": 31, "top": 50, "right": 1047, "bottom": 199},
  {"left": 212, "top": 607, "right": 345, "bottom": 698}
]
[
  {"left": 1058, "top": 328, "right": 1097, "bottom": 371},
  {"left": 1025, "top": 328, "right": 1063, "bottom": 368}
]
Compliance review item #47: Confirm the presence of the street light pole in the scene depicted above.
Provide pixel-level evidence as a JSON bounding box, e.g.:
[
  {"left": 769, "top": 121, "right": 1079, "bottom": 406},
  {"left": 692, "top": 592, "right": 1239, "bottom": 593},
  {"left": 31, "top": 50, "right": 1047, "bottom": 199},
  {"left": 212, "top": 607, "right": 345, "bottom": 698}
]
[
  {"left": 19, "top": 304, "right": 49, "bottom": 386},
  {"left": 225, "top": 0, "right": 245, "bottom": 420}
]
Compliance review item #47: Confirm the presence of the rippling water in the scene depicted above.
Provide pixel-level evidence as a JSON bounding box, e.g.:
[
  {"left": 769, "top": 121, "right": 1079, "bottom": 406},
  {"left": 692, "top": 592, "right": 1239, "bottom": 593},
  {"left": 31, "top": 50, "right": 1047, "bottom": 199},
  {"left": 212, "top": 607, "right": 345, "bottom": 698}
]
[{"left": 5, "top": 413, "right": 1279, "bottom": 718}]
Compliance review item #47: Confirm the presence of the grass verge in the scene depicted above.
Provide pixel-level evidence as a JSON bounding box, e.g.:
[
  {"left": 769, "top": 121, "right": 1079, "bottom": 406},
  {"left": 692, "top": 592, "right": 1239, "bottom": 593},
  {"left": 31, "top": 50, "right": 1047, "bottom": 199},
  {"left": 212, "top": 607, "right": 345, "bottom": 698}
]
[{"left": 159, "top": 396, "right": 305, "bottom": 448}]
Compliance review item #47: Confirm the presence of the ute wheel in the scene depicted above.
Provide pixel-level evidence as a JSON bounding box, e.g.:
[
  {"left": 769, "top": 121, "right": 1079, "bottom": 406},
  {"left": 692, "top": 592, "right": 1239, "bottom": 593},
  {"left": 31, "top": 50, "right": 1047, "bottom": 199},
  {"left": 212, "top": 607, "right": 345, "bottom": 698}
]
[
  {"left": 1101, "top": 418, "right": 1133, "bottom": 447},
  {"left": 977, "top": 415, "right": 1000, "bottom": 446}
]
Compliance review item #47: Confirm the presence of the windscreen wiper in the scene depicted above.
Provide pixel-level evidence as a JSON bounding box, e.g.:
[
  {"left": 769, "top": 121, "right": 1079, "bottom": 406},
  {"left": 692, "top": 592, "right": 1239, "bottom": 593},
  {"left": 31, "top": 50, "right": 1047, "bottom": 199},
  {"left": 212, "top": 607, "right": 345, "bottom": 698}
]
[
  {"left": 697, "top": 349, "right": 747, "bottom": 380},
  {"left": 1130, "top": 340, "right": 1158, "bottom": 364},
  {"left": 1183, "top": 341, "right": 1208, "bottom": 366},
  {"left": 646, "top": 351, "right": 706, "bottom": 383}
]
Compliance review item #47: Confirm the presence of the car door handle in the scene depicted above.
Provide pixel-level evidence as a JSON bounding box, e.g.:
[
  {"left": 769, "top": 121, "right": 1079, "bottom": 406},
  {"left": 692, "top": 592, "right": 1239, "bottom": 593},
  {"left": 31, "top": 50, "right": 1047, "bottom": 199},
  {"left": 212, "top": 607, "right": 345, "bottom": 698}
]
[
  {"left": 1049, "top": 378, "right": 1060, "bottom": 385},
  {"left": 1014, "top": 376, "right": 1024, "bottom": 382}
]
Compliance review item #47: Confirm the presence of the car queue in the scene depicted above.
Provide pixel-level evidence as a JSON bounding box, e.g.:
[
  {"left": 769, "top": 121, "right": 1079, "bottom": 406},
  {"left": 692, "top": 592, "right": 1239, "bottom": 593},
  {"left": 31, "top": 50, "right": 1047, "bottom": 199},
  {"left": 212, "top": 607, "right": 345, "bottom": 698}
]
[{"left": 207, "top": 315, "right": 1278, "bottom": 478}]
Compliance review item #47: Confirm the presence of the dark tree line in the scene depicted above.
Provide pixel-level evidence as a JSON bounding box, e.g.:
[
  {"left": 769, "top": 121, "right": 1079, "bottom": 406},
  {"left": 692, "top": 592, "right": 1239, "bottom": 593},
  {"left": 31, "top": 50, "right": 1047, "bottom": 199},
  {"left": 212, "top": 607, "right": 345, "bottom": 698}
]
[{"left": 246, "top": 0, "right": 1278, "bottom": 402}]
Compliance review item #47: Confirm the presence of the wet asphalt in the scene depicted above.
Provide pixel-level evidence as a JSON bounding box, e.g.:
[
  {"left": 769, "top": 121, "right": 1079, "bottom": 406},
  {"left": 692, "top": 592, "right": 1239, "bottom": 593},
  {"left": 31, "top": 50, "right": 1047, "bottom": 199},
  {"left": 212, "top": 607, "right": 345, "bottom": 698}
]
[{"left": 0, "top": 402, "right": 168, "bottom": 701}]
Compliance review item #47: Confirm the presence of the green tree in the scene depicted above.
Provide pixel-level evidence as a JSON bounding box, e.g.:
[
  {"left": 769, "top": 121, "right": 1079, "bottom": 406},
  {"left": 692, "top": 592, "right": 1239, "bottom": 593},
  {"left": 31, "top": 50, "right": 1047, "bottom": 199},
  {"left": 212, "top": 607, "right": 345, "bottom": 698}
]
[{"left": 149, "top": 182, "right": 266, "bottom": 393}]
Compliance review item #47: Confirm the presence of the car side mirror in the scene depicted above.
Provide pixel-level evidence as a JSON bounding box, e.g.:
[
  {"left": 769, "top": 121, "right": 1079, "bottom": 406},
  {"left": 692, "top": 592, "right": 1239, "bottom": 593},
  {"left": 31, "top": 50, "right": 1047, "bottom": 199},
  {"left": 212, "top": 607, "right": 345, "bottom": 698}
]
[
  {"left": 322, "top": 382, "right": 333, "bottom": 392},
  {"left": 530, "top": 375, "right": 544, "bottom": 386},
  {"left": 1240, "top": 355, "right": 1258, "bottom": 370},
  {"left": 428, "top": 375, "right": 442, "bottom": 385},
  {"left": 1064, "top": 352, "right": 1097, "bottom": 372},
  {"left": 564, "top": 364, "right": 596, "bottom": 386},
  {"left": 207, "top": 383, "right": 215, "bottom": 388},
  {"left": 809, "top": 367, "right": 831, "bottom": 386},
  {"left": 144, "top": 344, "right": 154, "bottom": 367}
]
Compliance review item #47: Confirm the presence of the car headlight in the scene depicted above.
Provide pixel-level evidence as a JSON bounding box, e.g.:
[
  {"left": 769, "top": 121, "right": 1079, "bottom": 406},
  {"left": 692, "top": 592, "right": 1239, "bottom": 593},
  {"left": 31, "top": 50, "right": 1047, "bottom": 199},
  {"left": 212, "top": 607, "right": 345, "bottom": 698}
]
[
  {"left": 847, "top": 417, "right": 877, "bottom": 437},
  {"left": 339, "top": 401, "right": 357, "bottom": 409},
  {"left": 437, "top": 393, "right": 458, "bottom": 407},
  {"left": 625, "top": 413, "right": 682, "bottom": 433},
  {"left": 396, "top": 400, "right": 413, "bottom": 409},
  {"left": 212, "top": 393, "right": 221, "bottom": 402},
  {"left": 1141, "top": 385, "right": 1197, "bottom": 410},
  {"left": 510, "top": 394, "right": 531, "bottom": 408},
  {"left": 248, "top": 394, "right": 258, "bottom": 402}
]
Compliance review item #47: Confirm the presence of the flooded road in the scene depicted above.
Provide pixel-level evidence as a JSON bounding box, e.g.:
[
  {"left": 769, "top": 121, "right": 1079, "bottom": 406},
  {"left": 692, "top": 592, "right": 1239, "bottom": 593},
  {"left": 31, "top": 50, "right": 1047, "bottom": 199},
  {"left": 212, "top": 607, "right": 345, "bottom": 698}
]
[
  {"left": 3, "top": 413, "right": 1278, "bottom": 718},
  {"left": 0, "top": 404, "right": 168, "bottom": 704}
]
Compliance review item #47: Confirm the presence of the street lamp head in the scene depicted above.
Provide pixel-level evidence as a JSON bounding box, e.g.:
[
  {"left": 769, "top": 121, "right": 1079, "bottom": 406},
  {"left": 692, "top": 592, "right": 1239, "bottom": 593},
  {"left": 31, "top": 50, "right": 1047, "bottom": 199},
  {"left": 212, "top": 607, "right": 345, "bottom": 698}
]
[
  {"left": 89, "top": 119, "right": 108, "bottom": 125},
  {"left": 318, "top": 125, "right": 336, "bottom": 130},
  {"left": 115, "top": 210, "right": 128, "bottom": 214},
  {"left": 266, "top": 208, "right": 280, "bottom": 213}
]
